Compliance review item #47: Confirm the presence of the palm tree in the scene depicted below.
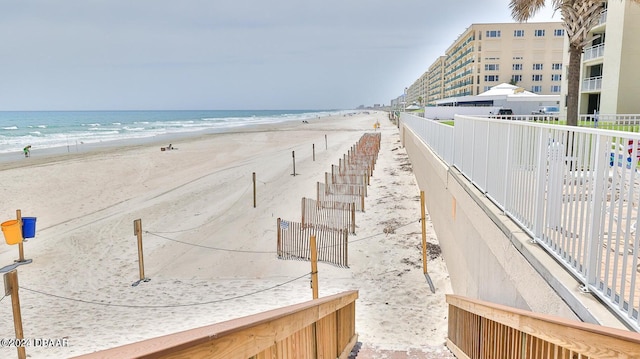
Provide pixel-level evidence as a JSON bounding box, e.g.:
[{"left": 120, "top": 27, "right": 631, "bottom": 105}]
[{"left": 509, "top": 0, "right": 633, "bottom": 126}]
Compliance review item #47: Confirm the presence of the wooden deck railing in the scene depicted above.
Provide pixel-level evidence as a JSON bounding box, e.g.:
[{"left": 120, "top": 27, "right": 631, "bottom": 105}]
[
  {"left": 446, "top": 294, "right": 640, "bottom": 359},
  {"left": 73, "top": 290, "right": 358, "bottom": 359}
]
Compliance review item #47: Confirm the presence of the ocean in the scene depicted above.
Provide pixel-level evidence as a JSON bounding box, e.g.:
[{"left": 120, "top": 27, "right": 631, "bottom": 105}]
[{"left": 0, "top": 109, "right": 342, "bottom": 155}]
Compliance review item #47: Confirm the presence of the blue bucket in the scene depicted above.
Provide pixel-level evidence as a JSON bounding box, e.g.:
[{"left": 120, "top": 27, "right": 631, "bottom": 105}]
[{"left": 22, "top": 217, "right": 37, "bottom": 239}]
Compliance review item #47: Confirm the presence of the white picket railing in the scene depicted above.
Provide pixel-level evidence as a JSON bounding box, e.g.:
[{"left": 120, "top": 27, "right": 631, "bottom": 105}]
[{"left": 401, "top": 112, "right": 640, "bottom": 331}]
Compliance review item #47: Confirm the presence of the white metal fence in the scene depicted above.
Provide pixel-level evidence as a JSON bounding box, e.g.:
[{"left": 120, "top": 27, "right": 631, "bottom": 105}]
[
  {"left": 401, "top": 114, "right": 454, "bottom": 164},
  {"left": 401, "top": 112, "right": 640, "bottom": 331}
]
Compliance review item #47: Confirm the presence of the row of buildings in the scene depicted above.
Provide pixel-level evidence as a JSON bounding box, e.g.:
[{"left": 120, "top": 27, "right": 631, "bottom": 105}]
[{"left": 393, "top": 0, "right": 640, "bottom": 117}]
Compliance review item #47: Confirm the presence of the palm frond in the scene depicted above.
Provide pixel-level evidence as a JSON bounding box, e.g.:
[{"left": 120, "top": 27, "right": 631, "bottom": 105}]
[
  {"left": 510, "top": 0, "right": 547, "bottom": 22},
  {"left": 560, "top": 0, "right": 606, "bottom": 48}
]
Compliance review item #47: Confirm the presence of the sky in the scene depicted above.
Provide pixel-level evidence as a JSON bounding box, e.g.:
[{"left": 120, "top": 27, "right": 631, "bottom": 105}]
[{"left": 0, "top": 1, "right": 559, "bottom": 111}]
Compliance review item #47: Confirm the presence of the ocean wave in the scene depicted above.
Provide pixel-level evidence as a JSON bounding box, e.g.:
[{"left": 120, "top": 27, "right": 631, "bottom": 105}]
[{"left": 2, "top": 126, "right": 18, "bottom": 130}]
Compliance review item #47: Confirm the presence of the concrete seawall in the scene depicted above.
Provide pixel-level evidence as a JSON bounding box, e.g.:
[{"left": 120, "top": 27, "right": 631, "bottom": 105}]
[{"left": 400, "top": 122, "right": 628, "bottom": 329}]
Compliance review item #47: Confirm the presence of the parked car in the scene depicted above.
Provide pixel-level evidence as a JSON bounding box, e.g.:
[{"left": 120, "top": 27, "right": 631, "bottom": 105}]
[
  {"left": 531, "top": 106, "right": 560, "bottom": 120},
  {"left": 490, "top": 108, "right": 513, "bottom": 119}
]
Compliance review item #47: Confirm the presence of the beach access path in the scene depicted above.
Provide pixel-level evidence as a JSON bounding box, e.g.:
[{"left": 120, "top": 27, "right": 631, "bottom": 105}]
[{"left": 0, "top": 112, "right": 453, "bottom": 358}]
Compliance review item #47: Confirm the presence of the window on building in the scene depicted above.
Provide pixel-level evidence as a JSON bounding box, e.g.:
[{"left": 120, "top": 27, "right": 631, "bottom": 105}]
[
  {"left": 514, "top": 30, "right": 525, "bottom": 37},
  {"left": 551, "top": 74, "right": 562, "bottom": 81},
  {"left": 486, "top": 30, "right": 501, "bottom": 38},
  {"left": 513, "top": 63, "right": 523, "bottom": 71},
  {"left": 551, "top": 63, "right": 562, "bottom": 70},
  {"left": 513, "top": 56, "right": 523, "bottom": 60},
  {"left": 484, "top": 86, "right": 492, "bottom": 92},
  {"left": 484, "top": 75, "right": 499, "bottom": 82},
  {"left": 484, "top": 64, "right": 499, "bottom": 71},
  {"left": 534, "top": 29, "right": 545, "bottom": 37},
  {"left": 511, "top": 75, "right": 522, "bottom": 83},
  {"left": 532, "top": 63, "right": 543, "bottom": 70},
  {"left": 532, "top": 74, "right": 543, "bottom": 81},
  {"left": 531, "top": 85, "right": 542, "bottom": 93},
  {"left": 554, "top": 29, "right": 565, "bottom": 36},
  {"left": 551, "top": 85, "right": 561, "bottom": 93}
]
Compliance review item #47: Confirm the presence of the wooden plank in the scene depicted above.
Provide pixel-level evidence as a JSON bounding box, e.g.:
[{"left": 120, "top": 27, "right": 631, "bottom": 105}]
[
  {"left": 73, "top": 291, "right": 358, "bottom": 359},
  {"left": 447, "top": 294, "right": 640, "bottom": 359},
  {"left": 337, "top": 333, "right": 358, "bottom": 359},
  {"left": 445, "top": 339, "right": 472, "bottom": 359}
]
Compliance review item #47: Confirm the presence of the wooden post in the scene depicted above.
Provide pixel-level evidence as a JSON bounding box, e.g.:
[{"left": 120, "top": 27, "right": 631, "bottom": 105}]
[
  {"left": 312, "top": 144, "right": 315, "bottom": 161},
  {"left": 292, "top": 151, "right": 296, "bottom": 176},
  {"left": 16, "top": 210, "right": 25, "bottom": 262},
  {"left": 5, "top": 270, "right": 26, "bottom": 359},
  {"left": 277, "top": 218, "right": 282, "bottom": 257},
  {"left": 420, "top": 191, "right": 428, "bottom": 274},
  {"left": 344, "top": 229, "right": 349, "bottom": 267},
  {"left": 133, "top": 219, "right": 150, "bottom": 286},
  {"left": 351, "top": 203, "right": 356, "bottom": 234},
  {"left": 252, "top": 172, "right": 256, "bottom": 208},
  {"left": 325, "top": 134, "right": 327, "bottom": 150},
  {"left": 301, "top": 198, "right": 306, "bottom": 227},
  {"left": 310, "top": 235, "right": 318, "bottom": 299}
]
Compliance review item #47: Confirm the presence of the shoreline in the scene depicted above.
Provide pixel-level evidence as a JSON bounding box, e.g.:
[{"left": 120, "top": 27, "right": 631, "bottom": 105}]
[{"left": 0, "top": 114, "right": 340, "bottom": 167}]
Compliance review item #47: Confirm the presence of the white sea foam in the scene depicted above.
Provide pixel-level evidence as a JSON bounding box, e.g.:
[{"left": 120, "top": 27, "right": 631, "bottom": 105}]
[{"left": 0, "top": 110, "right": 349, "bottom": 154}]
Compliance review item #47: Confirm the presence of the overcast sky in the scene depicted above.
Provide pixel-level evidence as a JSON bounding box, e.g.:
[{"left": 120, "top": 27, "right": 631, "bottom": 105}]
[{"left": 0, "top": 1, "right": 558, "bottom": 111}]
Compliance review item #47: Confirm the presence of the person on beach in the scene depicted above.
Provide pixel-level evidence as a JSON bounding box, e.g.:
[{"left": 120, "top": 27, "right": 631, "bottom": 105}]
[{"left": 23, "top": 145, "right": 31, "bottom": 158}]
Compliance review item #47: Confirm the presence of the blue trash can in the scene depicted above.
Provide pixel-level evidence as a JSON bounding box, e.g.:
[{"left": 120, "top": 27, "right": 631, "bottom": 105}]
[{"left": 22, "top": 217, "right": 37, "bottom": 238}]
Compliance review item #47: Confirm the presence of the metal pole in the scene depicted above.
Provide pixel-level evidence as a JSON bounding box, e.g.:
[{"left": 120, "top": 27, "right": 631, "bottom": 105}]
[
  {"left": 325, "top": 134, "right": 327, "bottom": 150},
  {"left": 16, "top": 210, "right": 25, "bottom": 262},
  {"left": 313, "top": 144, "right": 315, "bottom": 161}
]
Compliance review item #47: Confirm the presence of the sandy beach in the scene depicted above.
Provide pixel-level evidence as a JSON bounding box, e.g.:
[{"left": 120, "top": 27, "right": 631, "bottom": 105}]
[{"left": 0, "top": 112, "right": 453, "bottom": 358}]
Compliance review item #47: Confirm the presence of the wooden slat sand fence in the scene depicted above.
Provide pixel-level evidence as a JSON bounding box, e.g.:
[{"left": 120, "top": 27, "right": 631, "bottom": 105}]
[
  {"left": 352, "top": 132, "right": 381, "bottom": 158},
  {"left": 317, "top": 181, "right": 365, "bottom": 212},
  {"left": 301, "top": 197, "right": 356, "bottom": 234},
  {"left": 277, "top": 218, "right": 349, "bottom": 267},
  {"left": 326, "top": 171, "right": 368, "bottom": 187},
  {"left": 446, "top": 294, "right": 640, "bottom": 359},
  {"left": 72, "top": 290, "right": 359, "bottom": 359},
  {"left": 332, "top": 164, "right": 371, "bottom": 186}
]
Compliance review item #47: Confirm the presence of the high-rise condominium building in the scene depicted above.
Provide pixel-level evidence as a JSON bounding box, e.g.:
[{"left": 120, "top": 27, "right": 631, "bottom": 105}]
[
  {"left": 426, "top": 22, "right": 565, "bottom": 105},
  {"left": 427, "top": 56, "right": 447, "bottom": 105},
  {"left": 569, "top": 0, "right": 640, "bottom": 115}
]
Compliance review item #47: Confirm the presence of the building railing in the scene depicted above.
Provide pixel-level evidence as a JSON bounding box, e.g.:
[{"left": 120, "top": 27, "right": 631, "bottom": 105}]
[
  {"left": 600, "top": 9, "right": 608, "bottom": 25},
  {"left": 584, "top": 43, "right": 605, "bottom": 61},
  {"left": 401, "top": 112, "right": 640, "bottom": 332},
  {"left": 72, "top": 290, "right": 359, "bottom": 359},
  {"left": 446, "top": 294, "right": 640, "bottom": 358},
  {"left": 583, "top": 76, "right": 603, "bottom": 91},
  {"left": 579, "top": 114, "right": 640, "bottom": 131}
]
